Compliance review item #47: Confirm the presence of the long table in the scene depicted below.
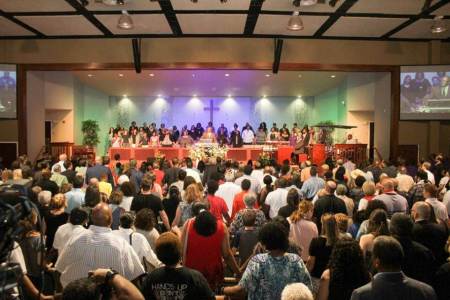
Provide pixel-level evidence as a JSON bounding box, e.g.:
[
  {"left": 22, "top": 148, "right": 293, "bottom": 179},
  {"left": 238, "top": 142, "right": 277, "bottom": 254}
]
[
  {"left": 109, "top": 146, "right": 297, "bottom": 164},
  {"left": 107, "top": 144, "right": 337, "bottom": 166}
]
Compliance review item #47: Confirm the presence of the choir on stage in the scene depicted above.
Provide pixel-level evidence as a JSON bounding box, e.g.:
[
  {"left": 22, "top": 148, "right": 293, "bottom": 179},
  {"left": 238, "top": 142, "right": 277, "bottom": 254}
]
[{"left": 108, "top": 121, "right": 316, "bottom": 149}]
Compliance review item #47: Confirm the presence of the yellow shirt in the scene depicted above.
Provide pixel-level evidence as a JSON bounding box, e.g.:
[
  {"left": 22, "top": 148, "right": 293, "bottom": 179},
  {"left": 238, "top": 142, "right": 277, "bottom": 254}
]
[{"left": 98, "top": 181, "right": 112, "bottom": 198}]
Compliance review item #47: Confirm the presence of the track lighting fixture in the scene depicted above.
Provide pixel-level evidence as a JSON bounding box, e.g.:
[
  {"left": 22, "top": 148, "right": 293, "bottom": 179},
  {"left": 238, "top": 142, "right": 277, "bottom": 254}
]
[
  {"left": 287, "top": 11, "right": 304, "bottom": 31},
  {"left": 431, "top": 16, "right": 447, "bottom": 34},
  {"left": 117, "top": 10, "right": 134, "bottom": 30}
]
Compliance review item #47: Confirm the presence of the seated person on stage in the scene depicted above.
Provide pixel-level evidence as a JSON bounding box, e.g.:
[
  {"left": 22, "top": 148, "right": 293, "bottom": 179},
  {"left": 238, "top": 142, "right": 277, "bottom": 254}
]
[
  {"left": 280, "top": 124, "right": 290, "bottom": 141},
  {"left": 294, "top": 127, "right": 310, "bottom": 156},
  {"left": 111, "top": 132, "right": 122, "bottom": 148},
  {"left": 344, "top": 133, "right": 357, "bottom": 144},
  {"left": 269, "top": 127, "right": 279, "bottom": 141},
  {"left": 194, "top": 123, "right": 204, "bottom": 140},
  {"left": 206, "top": 121, "right": 215, "bottom": 132},
  {"left": 171, "top": 125, "right": 180, "bottom": 142},
  {"left": 200, "top": 127, "right": 217, "bottom": 142},
  {"left": 255, "top": 126, "right": 267, "bottom": 145},
  {"left": 230, "top": 123, "right": 243, "bottom": 148},
  {"left": 130, "top": 128, "right": 139, "bottom": 147},
  {"left": 178, "top": 129, "right": 194, "bottom": 147},
  {"left": 161, "top": 129, "right": 173, "bottom": 147},
  {"left": 217, "top": 123, "right": 229, "bottom": 146},
  {"left": 242, "top": 124, "right": 255, "bottom": 145},
  {"left": 121, "top": 129, "right": 130, "bottom": 147},
  {"left": 148, "top": 131, "right": 159, "bottom": 147}
]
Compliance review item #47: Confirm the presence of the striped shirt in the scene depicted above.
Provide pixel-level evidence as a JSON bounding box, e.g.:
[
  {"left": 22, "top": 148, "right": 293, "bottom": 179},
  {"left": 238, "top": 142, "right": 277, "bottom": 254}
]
[{"left": 55, "top": 225, "right": 145, "bottom": 287}]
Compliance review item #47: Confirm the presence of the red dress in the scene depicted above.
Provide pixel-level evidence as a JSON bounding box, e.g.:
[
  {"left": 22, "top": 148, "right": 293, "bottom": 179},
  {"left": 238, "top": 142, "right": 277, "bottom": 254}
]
[
  {"left": 184, "top": 219, "right": 225, "bottom": 289},
  {"left": 206, "top": 195, "right": 228, "bottom": 221}
]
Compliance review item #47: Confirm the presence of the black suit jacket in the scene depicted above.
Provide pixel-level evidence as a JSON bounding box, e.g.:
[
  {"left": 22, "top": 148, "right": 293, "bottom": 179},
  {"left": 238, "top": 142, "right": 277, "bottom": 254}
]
[
  {"left": 351, "top": 272, "right": 436, "bottom": 300},
  {"left": 85, "top": 164, "right": 114, "bottom": 186},
  {"left": 162, "top": 167, "right": 180, "bottom": 186},
  {"left": 61, "top": 169, "right": 77, "bottom": 184},
  {"left": 412, "top": 220, "right": 448, "bottom": 265}
]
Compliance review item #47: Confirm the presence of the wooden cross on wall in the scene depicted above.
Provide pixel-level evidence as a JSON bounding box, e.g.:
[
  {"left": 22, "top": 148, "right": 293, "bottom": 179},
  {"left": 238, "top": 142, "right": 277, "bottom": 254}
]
[{"left": 203, "top": 99, "right": 220, "bottom": 124}]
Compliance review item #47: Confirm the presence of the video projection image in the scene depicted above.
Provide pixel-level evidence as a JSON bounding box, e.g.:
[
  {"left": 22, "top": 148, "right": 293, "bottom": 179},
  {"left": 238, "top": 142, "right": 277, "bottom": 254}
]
[
  {"left": 400, "top": 65, "right": 450, "bottom": 120},
  {"left": 0, "top": 64, "right": 17, "bottom": 119}
]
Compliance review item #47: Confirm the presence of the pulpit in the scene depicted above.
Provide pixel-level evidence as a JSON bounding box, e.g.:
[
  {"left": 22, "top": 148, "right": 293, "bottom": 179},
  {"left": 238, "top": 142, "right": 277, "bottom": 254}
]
[{"left": 333, "top": 144, "right": 367, "bottom": 165}]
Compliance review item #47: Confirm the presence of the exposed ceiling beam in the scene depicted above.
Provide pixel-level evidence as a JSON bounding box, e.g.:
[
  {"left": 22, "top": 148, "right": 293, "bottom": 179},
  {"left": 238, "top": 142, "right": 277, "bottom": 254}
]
[
  {"left": 382, "top": 0, "right": 450, "bottom": 38},
  {"left": 244, "top": 0, "right": 265, "bottom": 35},
  {"left": 272, "top": 38, "right": 284, "bottom": 74},
  {"left": 313, "top": 0, "right": 359, "bottom": 37},
  {"left": 0, "top": 9, "right": 45, "bottom": 37},
  {"left": 158, "top": 0, "right": 182, "bottom": 35},
  {"left": 65, "top": 0, "right": 113, "bottom": 36}
]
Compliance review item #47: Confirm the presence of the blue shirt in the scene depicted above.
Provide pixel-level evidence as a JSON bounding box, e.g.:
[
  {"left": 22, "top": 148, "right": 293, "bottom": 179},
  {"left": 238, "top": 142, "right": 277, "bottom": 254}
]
[
  {"left": 65, "top": 188, "right": 85, "bottom": 213},
  {"left": 239, "top": 253, "right": 312, "bottom": 300},
  {"left": 300, "top": 176, "right": 325, "bottom": 200}
]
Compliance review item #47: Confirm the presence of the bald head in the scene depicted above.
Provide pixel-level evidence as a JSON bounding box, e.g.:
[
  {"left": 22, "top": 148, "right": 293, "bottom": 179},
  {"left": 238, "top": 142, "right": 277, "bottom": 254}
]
[
  {"left": 59, "top": 154, "right": 67, "bottom": 161},
  {"left": 412, "top": 201, "right": 431, "bottom": 221},
  {"left": 95, "top": 156, "right": 102, "bottom": 164},
  {"left": 325, "top": 180, "right": 337, "bottom": 194},
  {"left": 381, "top": 178, "right": 394, "bottom": 191},
  {"left": 91, "top": 203, "right": 112, "bottom": 227}
]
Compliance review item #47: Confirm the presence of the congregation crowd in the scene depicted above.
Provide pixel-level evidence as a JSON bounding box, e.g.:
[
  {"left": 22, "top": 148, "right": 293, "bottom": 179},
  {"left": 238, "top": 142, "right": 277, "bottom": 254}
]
[{"left": 2, "top": 150, "right": 450, "bottom": 300}]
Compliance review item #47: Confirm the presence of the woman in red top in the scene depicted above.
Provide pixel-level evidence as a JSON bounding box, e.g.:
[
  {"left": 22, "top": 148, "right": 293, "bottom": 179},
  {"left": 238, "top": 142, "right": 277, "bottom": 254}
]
[{"left": 181, "top": 204, "right": 240, "bottom": 290}]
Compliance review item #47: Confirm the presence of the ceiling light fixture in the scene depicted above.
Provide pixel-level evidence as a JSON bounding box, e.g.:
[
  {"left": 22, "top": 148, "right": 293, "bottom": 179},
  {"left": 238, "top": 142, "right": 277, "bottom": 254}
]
[
  {"left": 119, "top": 73, "right": 124, "bottom": 77},
  {"left": 431, "top": 16, "right": 447, "bottom": 34},
  {"left": 331, "top": 75, "right": 336, "bottom": 78},
  {"left": 329, "top": 0, "right": 339, "bottom": 7},
  {"left": 225, "top": 73, "right": 230, "bottom": 77},
  {"left": 149, "top": 73, "right": 154, "bottom": 77},
  {"left": 298, "top": 74, "right": 302, "bottom": 78},
  {"left": 287, "top": 11, "right": 304, "bottom": 31},
  {"left": 265, "top": 74, "right": 271, "bottom": 77},
  {"left": 192, "top": 74, "right": 196, "bottom": 77},
  {"left": 102, "top": 0, "right": 126, "bottom": 5},
  {"left": 87, "top": 74, "right": 93, "bottom": 77},
  {"left": 117, "top": 10, "right": 133, "bottom": 30}
]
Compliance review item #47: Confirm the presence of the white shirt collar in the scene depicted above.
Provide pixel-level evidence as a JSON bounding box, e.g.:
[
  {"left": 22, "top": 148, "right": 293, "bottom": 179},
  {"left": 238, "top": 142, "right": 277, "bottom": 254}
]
[{"left": 89, "top": 225, "right": 112, "bottom": 233}]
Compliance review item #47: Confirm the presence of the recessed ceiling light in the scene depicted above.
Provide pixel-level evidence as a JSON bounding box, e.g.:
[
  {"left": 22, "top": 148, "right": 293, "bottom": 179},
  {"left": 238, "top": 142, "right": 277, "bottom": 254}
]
[
  {"left": 119, "top": 73, "right": 124, "bottom": 77},
  {"left": 265, "top": 74, "right": 271, "bottom": 77},
  {"left": 157, "top": 94, "right": 162, "bottom": 97},
  {"left": 225, "top": 73, "right": 230, "bottom": 77},
  {"left": 297, "top": 95, "right": 302, "bottom": 98},
  {"left": 227, "top": 94, "right": 232, "bottom": 97},
  {"left": 263, "top": 95, "right": 267, "bottom": 98},
  {"left": 122, "top": 94, "right": 127, "bottom": 97},
  {"left": 193, "top": 94, "right": 197, "bottom": 97},
  {"left": 149, "top": 73, "right": 154, "bottom": 77},
  {"left": 87, "top": 74, "right": 93, "bottom": 77},
  {"left": 298, "top": 74, "right": 302, "bottom": 78},
  {"left": 192, "top": 74, "right": 196, "bottom": 77},
  {"left": 173, "top": 87, "right": 179, "bottom": 91},
  {"left": 331, "top": 75, "right": 336, "bottom": 78}
]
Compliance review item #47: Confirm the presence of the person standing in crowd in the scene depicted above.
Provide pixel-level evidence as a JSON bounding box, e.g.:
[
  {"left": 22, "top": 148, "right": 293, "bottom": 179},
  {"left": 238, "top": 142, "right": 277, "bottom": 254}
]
[
  {"left": 351, "top": 236, "right": 437, "bottom": 300},
  {"left": 288, "top": 200, "right": 318, "bottom": 262}
]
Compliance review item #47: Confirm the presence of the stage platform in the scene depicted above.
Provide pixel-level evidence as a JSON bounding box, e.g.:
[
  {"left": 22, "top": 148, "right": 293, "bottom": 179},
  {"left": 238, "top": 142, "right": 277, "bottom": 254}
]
[{"left": 108, "top": 144, "right": 334, "bottom": 165}]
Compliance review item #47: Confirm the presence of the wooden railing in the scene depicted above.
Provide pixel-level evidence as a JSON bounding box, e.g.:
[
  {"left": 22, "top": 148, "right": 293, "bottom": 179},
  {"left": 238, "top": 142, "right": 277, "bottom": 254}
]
[{"left": 50, "top": 142, "right": 74, "bottom": 158}]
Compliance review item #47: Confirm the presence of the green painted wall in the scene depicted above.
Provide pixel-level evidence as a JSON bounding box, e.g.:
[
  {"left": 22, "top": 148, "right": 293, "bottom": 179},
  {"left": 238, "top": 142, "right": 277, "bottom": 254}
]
[{"left": 74, "top": 79, "right": 113, "bottom": 156}]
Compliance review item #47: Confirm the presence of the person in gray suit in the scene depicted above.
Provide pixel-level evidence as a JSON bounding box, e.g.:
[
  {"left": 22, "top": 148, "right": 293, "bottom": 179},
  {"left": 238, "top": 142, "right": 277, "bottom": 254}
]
[{"left": 351, "top": 236, "right": 436, "bottom": 300}]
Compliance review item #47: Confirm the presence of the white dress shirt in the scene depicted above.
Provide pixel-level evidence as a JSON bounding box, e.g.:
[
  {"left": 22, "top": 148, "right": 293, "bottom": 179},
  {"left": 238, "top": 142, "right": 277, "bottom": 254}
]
[
  {"left": 235, "top": 175, "right": 261, "bottom": 194},
  {"left": 215, "top": 182, "right": 241, "bottom": 216},
  {"left": 51, "top": 160, "right": 66, "bottom": 173},
  {"left": 242, "top": 129, "right": 255, "bottom": 144},
  {"left": 265, "top": 188, "right": 288, "bottom": 218},
  {"left": 425, "top": 198, "right": 449, "bottom": 221},
  {"left": 112, "top": 227, "right": 162, "bottom": 269},
  {"left": 119, "top": 196, "right": 134, "bottom": 211},
  {"left": 55, "top": 225, "right": 145, "bottom": 287},
  {"left": 424, "top": 169, "right": 435, "bottom": 185},
  {"left": 250, "top": 169, "right": 265, "bottom": 185},
  {"left": 53, "top": 223, "right": 87, "bottom": 252},
  {"left": 185, "top": 168, "right": 202, "bottom": 183}
]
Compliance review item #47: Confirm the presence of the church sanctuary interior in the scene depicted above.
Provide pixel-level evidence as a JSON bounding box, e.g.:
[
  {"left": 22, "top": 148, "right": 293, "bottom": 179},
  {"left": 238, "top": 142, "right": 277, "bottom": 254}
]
[{"left": 1, "top": 1, "right": 450, "bottom": 300}]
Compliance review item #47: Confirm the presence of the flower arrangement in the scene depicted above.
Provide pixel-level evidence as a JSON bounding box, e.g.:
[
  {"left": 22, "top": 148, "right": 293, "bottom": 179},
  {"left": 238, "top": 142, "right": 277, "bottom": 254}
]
[
  {"left": 258, "top": 151, "right": 273, "bottom": 167},
  {"left": 154, "top": 150, "right": 166, "bottom": 164},
  {"left": 189, "top": 144, "right": 228, "bottom": 161}
]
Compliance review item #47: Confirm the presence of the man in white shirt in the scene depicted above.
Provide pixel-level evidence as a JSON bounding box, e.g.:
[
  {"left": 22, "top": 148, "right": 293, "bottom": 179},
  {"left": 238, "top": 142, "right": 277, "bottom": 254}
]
[
  {"left": 250, "top": 162, "right": 264, "bottom": 185},
  {"left": 259, "top": 166, "right": 277, "bottom": 187},
  {"left": 53, "top": 207, "right": 88, "bottom": 253},
  {"left": 55, "top": 203, "right": 145, "bottom": 287},
  {"left": 51, "top": 153, "right": 67, "bottom": 173},
  {"left": 396, "top": 166, "right": 415, "bottom": 194},
  {"left": 112, "top": 212, "right": 162, "bottom": 269},
  {"left": 344, "top": 133, "right": 357, "bottom": 144},
  {"left": 424, "top": 183, "right": 448, "bottom": 222},
  {"left": 241, "top": 125, "right": 255, "bottom": 145},
  {"left": 184, "top": 159, "right": 201, "bottom": 183},
  {"left": 265, "top": 178, "right": 289, "bottom": 219},
  {"left": 422, "top": 162, "right": 435, "bottom": 185},
  {"left": 234, "top": 165, "right": 261, "bottom": 194},
  {"left": 215, "top": 175, "right": 241, "bottom": 216}
]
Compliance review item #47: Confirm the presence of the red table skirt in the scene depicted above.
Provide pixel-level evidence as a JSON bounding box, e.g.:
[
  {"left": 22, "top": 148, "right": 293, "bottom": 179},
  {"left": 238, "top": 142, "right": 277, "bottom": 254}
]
[{"left": 109, "top": 146, "right": 295, "bottom": 164}]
